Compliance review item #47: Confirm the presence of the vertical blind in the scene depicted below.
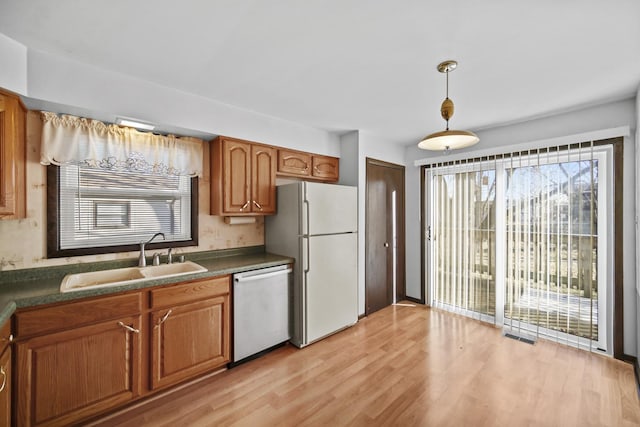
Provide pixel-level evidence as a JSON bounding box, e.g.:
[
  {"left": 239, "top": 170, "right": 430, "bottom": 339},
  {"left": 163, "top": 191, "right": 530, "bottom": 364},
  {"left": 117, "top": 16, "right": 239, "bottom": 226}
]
[
  {"left": 429, "top": 142, "right": 606, "bottom": 351},
  {"left": 431, "top": 160, "right": 496, "bottom": 320},
  {"left": 503, "top": 145, "right": 600, "bottom": 349}
]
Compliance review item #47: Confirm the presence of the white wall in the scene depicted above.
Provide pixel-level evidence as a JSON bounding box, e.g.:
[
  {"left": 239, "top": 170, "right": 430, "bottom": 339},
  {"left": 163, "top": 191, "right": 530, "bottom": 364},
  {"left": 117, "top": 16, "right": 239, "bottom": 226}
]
[
  {"left": 0, "top": 34, "right": 346, "bottom": 271},
  {"left": 12, "top": 45, "right": 340, "bottom": 157},
  {"left": 340, "top": 131, "right": 405, "bottom": 315},
  {"left": 404, "top": 144, "right": 423, "bottom": 301},
  {"left": 0, "top": 33, "right": 27, "bottom": 94},
  {"left": 405, "top": 98, "right": 638, "bottom": 356}
]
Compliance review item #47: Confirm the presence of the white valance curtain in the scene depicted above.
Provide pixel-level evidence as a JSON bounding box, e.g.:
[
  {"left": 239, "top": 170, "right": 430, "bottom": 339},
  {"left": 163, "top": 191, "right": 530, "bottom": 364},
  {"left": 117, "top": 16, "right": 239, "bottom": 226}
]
[{"left": 40, "top": 112, "right": 204, "bottom": 177}]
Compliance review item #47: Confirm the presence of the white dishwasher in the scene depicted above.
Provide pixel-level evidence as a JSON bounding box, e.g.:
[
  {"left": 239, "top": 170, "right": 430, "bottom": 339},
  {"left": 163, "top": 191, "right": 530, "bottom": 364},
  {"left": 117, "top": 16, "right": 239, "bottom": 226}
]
[{"left": 233, "top": 264, "right": 292, "bottom": 363}]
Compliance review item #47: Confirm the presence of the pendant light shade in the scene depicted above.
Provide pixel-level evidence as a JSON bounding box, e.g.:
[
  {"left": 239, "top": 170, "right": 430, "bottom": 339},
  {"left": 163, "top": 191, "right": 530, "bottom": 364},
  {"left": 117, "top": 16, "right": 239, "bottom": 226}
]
[
  {"left": 418, "top": 60, "right": 479, "bottom": 151},
  {"left": 418, "top": 129, "right": 479, "bottom": 150}
]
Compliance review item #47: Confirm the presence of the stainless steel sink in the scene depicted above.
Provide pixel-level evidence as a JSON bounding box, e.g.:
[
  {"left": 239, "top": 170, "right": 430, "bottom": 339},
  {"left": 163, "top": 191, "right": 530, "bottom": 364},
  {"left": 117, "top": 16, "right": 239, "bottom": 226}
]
[{"left": 60, "top": 261, "right": 207, "bottom": 293}]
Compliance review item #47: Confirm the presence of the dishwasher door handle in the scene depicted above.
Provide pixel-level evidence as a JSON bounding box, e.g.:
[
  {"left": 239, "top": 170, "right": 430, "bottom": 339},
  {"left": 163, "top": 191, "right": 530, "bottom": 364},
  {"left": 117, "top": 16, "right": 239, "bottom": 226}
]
[{"left": 234, "top": 268, "right": 292, "bottom": 283}]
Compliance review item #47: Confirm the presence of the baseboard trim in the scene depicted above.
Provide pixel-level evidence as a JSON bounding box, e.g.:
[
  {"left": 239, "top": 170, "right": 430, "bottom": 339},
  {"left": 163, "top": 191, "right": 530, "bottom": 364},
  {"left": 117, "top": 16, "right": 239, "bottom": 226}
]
[{"left": 404, "top": 296, "right": 424, "bottom": 305}]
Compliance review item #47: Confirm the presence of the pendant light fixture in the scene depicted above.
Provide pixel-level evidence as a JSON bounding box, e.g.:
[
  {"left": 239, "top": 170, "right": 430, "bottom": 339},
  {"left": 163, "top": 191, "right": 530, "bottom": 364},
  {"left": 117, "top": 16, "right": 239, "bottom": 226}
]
[{"left": 418, "top": 60, "right": 479, "bottom": 151}]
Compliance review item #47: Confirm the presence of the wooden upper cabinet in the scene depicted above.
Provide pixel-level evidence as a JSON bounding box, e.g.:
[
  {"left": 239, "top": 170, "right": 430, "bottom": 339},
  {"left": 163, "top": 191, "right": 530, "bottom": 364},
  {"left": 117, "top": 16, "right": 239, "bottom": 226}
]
[
  {"left": 251, "top": 144, "right": 277, "bottom": 213},
  {"left": 222, "top": 139, "right": 252, "bottom": 214},
  {"left": 278, "top": 149, "right": 311, "bottom": 177},
  {"left": 210, "top": 136, "right": 276, "bottom": 216},
  {"left": 276, "top": 148, "right": 339, "bottom": 182},
  {"left": 0, "top": 88, "right": 26, "bottom": 219},
  {"left": 311, "top": 155, "right": 339, "bottom": 181}
]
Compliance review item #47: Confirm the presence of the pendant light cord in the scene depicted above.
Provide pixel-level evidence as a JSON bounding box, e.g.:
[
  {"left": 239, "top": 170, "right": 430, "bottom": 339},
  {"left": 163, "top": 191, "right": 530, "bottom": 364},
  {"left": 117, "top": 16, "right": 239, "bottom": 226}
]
[{"left": 445, "top": 70, "right": 450, "bottom": 130}]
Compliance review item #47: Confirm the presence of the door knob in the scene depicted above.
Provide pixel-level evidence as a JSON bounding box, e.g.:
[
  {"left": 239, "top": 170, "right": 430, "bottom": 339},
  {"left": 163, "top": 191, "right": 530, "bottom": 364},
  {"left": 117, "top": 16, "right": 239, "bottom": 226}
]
[{"left": 383, "top": 242, "right": 389, "bottom": 248}]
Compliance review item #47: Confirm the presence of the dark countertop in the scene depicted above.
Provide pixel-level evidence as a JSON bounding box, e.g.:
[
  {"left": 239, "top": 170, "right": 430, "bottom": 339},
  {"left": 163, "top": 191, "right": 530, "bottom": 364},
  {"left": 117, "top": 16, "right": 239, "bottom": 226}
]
[{"left": 0, "top": 246, "right": 293, "bottom": 327}]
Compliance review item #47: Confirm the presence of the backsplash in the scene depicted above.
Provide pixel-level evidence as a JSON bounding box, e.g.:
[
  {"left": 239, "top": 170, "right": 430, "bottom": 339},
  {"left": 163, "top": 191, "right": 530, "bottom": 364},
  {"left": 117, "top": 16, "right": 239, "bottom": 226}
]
[{"left": 0, "top": 111, "right": 264, "bottom": 271}]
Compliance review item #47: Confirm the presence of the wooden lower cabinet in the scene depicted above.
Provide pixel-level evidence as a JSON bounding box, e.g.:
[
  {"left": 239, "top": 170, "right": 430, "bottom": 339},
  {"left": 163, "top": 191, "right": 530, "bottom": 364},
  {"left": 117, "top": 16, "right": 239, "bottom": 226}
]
[
  {"left": 15, "top": 315, "right": 142, "bottom": 427},
  {"left": 150, "top": 294, "right": 230, "bottom": 390},
  {"left": 12, "top": 275, "right": 232, "bottom": 426},
  {"left": 0, "top": 345, "right": 11, "bottom": 427}
]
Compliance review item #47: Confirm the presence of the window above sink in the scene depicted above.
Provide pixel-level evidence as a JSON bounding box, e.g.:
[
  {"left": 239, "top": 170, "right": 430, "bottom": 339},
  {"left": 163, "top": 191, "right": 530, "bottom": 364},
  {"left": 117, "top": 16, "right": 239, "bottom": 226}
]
[{"left": 40, "top": 112, "right": 204, "bottom": 258}]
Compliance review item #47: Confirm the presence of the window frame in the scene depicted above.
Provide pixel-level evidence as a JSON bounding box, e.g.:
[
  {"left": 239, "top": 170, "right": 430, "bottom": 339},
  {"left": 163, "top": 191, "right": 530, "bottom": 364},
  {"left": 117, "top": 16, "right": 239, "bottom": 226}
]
[{"left": 47, "top": 165, "right": 199, "bottom": 258}]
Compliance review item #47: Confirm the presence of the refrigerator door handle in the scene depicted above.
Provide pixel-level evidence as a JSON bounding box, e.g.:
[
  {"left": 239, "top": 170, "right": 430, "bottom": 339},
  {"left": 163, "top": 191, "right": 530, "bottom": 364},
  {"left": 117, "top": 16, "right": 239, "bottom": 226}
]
[
  {"left": 306, "top": 236, "right": 311, "bottom": 274},
  {"left": 304, "top": 199, "right": 311, "bottom": 274},
  {"left": 304, "top": 194, "right": 310, "bottom": 235}
]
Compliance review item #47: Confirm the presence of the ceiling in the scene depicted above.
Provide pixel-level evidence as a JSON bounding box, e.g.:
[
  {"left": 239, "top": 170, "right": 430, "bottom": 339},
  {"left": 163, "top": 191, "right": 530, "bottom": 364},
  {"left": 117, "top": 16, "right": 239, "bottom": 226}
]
[{"left": 1, "top": 0, "right": 639, "bottom": 145}]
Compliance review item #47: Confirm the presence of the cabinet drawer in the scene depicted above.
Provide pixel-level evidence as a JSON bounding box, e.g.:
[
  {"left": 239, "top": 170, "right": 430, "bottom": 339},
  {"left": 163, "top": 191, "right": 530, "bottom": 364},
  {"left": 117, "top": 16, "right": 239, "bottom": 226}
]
[
  {"left": 15, "top": 292, "right": 142, "bottom": 338},
  {"left": 150, "top": 276, "right": 230, "bottom": 309}
]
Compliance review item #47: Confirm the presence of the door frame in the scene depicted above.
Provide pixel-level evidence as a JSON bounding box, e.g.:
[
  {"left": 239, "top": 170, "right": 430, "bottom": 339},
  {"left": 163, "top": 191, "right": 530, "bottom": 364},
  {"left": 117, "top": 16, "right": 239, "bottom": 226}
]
[{"left": 364, "top": 157, "right": 406, "bottom": 315}]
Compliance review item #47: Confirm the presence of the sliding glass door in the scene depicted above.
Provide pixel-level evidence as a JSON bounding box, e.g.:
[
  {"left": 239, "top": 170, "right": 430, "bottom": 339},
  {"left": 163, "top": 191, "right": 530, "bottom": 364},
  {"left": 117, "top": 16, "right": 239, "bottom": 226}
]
[{"left": 426, "top": 144, "right": 612, "bottom": 353}]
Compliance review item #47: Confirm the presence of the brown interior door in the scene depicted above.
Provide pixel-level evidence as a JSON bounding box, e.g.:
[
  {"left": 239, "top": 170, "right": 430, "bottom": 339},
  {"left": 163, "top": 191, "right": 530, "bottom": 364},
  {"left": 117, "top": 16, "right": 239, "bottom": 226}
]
[{"left": 365, "top": 158, "right": 405, "bottom": 315}]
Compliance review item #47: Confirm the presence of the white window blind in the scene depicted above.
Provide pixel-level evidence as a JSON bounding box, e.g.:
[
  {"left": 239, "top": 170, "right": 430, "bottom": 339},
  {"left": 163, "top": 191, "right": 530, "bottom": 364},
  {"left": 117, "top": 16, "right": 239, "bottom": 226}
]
[
  {"left": 431, "top": 160, "right": 496, "bottom": 321},
  {"left": 59, "top": 164, "right": 193, "bottom": 250}
]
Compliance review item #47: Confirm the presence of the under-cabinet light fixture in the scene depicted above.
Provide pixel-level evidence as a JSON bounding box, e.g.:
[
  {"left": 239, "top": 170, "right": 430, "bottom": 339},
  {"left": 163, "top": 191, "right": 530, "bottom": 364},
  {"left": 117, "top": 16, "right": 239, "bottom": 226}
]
[{"left": 115, "top": 117, "right": 156, "bottom": 131}]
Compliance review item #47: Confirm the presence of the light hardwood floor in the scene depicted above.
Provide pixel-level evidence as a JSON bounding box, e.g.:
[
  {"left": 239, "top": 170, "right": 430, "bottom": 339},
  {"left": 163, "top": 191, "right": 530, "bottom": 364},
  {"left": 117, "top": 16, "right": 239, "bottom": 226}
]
[{"left": 94, "top": 304, "right": 640, "bottom": 426}]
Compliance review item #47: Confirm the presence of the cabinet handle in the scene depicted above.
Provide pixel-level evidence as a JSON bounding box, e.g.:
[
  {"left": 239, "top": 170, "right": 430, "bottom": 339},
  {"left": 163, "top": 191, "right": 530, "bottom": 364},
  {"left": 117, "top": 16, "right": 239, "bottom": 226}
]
[
  {"left": 0, "top": 366, "right": 6, "bottom": 393},
  {"left": 159, "top": 309, "right": 173, "bottom": 325},
  {"left": 1, "top": 334, "right": 12, "bottom": 344},
  {"left": 253, "top": 201, "right": 263, "bottom": 210},
  {"left": 118, "top": 321, "right": 140, "bottom": 334},
  {"left": 240, "top": 200, "right": 250, "bottom": 211}
]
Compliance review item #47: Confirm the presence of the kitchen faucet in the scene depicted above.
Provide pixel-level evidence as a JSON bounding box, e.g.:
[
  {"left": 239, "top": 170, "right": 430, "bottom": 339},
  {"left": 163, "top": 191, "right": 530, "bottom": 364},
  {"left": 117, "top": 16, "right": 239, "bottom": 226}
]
[{"left": 138, "top": 232, "right": 165, "bottom": 267}]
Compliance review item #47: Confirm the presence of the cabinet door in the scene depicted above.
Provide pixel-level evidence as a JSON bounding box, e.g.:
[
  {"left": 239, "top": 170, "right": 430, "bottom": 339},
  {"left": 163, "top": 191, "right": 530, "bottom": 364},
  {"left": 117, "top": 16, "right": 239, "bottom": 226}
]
[
  {"left": 251, "top": 144, "right": 277, "bottom": 214},
  {"left": 150, "top": 295, "right": 230, "bottom": 390},
  {"left": 277, "top": 149, "right": 311, "bottom": 177},
  {"left": 311, "top": 155, "right": 339, "bottom": 182},
  {"left": 222, "top": 138, "right": 252, "bottom": 214},
  {"left": 0, "top": 346, "right": 10, "bottom": 427},
  {"left": 16, "top": 316, "right": 142, "bottom": 427},
  {"left": 0, "top": 90, "right": 26, "bottom": 218}
]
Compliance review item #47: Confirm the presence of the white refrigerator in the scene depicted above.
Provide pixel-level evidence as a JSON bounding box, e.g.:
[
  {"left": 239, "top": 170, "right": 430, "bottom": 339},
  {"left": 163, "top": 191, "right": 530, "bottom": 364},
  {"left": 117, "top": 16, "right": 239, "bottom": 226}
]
[{"left": 266, "top": 181, "right": 358, "bottom": 348}]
